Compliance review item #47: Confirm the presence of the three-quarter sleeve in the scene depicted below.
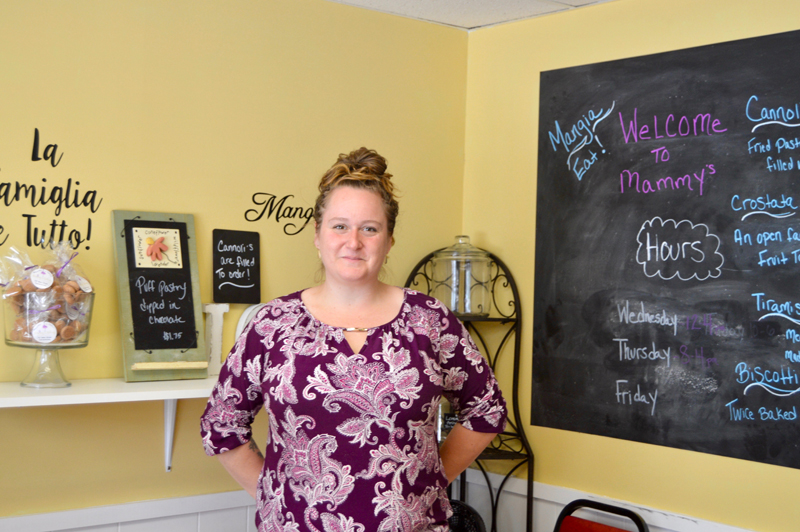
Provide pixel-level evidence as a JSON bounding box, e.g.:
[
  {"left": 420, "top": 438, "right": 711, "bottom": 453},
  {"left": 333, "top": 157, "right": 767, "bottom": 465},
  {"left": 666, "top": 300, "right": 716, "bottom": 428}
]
[
  {"left": 200, "top": 312, "right": 267, "bottom": 456},
  {"left": 438, "top": 306, "right": 508, "bottom": 434}
]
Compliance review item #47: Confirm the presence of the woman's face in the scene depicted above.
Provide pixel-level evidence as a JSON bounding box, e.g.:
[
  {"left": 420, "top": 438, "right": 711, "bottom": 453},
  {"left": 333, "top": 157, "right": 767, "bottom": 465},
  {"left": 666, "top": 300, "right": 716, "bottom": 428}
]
[{"left": 314, "top": 186, "right": 393, "bottom": 285}]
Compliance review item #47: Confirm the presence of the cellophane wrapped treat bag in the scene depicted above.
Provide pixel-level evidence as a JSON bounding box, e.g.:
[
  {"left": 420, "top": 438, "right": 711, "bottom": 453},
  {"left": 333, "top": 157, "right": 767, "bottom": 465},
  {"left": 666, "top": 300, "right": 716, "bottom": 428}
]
[{"left": 2, "top": 244, "right": 94, "bottom": 345}]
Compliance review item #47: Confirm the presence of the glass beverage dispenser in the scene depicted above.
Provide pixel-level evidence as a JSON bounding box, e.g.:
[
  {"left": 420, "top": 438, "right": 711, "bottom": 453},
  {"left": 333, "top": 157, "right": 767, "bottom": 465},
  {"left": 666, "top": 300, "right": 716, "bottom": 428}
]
[{"left": 431, "top": 235, "right": 491, "bottom": 317}]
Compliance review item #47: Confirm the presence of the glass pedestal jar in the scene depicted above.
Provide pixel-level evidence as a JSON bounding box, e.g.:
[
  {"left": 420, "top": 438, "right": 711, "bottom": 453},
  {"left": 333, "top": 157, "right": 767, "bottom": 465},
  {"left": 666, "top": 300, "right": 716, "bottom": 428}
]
[{"left": 4, "top": 291, "right": 95, "bottom": 388}]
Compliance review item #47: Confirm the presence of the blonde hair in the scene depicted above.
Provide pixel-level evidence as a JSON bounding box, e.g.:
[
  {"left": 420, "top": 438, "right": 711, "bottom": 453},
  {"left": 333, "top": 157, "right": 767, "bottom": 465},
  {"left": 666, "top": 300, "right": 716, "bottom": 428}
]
[{"left": 314, "top": 147, "right": 399, "bottom": 240}]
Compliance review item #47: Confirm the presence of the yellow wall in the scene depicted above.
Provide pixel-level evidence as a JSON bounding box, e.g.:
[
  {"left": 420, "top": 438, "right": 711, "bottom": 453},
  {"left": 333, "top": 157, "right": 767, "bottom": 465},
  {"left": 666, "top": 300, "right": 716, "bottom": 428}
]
[
  {"left": 0, "top": 0, "right": 467, "bottom": 516},
  {"left": 464, "top": 0, "right": 799, "bottom": 531}
]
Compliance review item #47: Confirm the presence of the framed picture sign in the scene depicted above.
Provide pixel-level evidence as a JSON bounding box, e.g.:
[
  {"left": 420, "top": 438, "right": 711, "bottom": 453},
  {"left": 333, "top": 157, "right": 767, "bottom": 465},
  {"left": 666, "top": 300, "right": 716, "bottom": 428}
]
[{"left": 112, "top": 210, "right": 207, "bottom": 382}]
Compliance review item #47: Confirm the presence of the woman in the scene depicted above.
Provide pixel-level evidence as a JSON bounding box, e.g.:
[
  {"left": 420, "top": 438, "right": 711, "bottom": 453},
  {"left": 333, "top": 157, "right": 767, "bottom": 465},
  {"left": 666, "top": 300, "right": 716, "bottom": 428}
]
[{"left": 201, "top": 147, "right": 507, "bottom": 532}]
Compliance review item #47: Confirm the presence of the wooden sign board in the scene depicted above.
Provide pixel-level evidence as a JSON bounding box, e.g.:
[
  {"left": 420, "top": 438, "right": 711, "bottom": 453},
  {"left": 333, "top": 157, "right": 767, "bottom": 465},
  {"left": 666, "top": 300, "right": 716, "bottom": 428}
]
[
  {"left": 212, "top": 229, "right": 261, "bottom": 304},
  {"left": 112, "top": 210, "right": 207, "bottom": 382}
]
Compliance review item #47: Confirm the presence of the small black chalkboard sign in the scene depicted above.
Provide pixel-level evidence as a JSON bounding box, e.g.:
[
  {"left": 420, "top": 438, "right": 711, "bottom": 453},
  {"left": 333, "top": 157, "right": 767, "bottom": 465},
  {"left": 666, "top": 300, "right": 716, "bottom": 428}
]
[
  {"left": 212, "top": 229, "right": 261, "bottom": 304},
  {"left": 125, "top": 219, "right": 198, "bottom": 351}
]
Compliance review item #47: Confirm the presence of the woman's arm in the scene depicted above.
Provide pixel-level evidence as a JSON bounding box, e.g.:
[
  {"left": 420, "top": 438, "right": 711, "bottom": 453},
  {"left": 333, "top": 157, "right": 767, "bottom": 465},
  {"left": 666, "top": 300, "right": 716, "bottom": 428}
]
[
  {"left": 216, "top": 439, "right": 264, "bottom": 498},
  {"left": 439, "top": 424, "right": 498, "bottom": 484}
]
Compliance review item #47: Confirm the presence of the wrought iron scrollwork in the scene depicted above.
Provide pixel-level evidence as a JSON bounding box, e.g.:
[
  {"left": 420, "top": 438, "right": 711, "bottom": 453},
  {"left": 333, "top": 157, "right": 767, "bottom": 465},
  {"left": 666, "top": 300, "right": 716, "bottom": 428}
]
[{"left": 404, "top": 248, "right": 533, "bottom": 532}]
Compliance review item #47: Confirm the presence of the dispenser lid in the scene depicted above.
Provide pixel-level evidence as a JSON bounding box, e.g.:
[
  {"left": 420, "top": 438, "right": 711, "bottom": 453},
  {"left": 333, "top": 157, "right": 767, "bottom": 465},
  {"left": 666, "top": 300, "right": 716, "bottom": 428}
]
[{"left": 432, "top": 235, "right": 490, "bottom": 262}]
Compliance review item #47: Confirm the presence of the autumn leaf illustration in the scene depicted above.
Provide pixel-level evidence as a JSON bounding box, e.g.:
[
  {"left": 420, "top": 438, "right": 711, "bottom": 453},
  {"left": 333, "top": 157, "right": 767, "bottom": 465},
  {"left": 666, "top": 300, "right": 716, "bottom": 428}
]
[{"left": 146, "top": 237, "right": 168, "bottom": 261}]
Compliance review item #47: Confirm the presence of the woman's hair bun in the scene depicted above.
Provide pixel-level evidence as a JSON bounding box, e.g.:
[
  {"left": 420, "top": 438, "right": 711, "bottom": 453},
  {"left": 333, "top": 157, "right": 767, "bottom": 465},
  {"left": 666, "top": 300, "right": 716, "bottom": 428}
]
[
  {"left": 318, "top": 147, "right": 394, "bottom": 194},
  {"left": 314, "top": 147, "right": 400, "bottom": 238},
  {"left": 336, "top": 147, "right": 391, "bottom": 181}
]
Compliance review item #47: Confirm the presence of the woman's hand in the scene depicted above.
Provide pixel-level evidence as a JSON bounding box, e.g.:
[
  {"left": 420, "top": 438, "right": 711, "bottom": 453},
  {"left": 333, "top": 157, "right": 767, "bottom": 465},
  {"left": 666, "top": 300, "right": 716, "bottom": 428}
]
[
  {"left": 439, "top": 424, "right": 499, "bottom": 484},
  {"left": 216, "top": 439, "right": 264, "bottom": 498}
]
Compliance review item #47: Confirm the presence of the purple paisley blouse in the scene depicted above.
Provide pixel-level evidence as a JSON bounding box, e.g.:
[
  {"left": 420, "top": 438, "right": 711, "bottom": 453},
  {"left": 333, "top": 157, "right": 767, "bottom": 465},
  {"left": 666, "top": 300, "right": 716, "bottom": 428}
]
[{"left": 201, "top": 289, "right": 507, "bottom": 532}]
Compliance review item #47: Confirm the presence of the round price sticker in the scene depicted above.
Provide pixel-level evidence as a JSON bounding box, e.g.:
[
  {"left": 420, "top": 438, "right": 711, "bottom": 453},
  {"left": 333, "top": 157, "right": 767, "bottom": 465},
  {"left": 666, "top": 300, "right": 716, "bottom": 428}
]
[
  {"left": 30, "top": 268, "right": 54, "bottom": 289},
  {"left": 32, "top": 321, "right": 58, "bottom": 343},
  {"left": 75, "top": 275, "right": 92, "bottom": 293}
]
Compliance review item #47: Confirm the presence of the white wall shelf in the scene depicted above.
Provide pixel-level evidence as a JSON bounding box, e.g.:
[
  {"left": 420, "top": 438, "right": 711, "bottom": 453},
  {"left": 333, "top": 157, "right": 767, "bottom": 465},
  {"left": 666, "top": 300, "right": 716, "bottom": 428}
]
[
  {"left": 0, "top": 304, "right": 233, "bottom": 474},
  {"left": 0, "top": 377, "right": 217, "bottom": 472},
  {"left": 0, "top": 376, "right": 216, "bottom": 408}
]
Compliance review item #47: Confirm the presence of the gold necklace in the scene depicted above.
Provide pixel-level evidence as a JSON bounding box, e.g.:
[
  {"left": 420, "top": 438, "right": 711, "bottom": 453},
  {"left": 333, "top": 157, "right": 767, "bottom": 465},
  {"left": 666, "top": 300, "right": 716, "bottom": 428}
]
[{"left": 343, "top": 327, "right": 370, "bottom": 332}]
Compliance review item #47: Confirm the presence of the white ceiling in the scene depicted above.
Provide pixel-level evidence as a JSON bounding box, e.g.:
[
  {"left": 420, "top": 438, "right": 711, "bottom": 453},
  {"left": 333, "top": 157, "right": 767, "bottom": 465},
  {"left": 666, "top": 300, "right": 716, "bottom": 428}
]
[{"left": 325, "top": 0, "right": 616, "bottom": 30}]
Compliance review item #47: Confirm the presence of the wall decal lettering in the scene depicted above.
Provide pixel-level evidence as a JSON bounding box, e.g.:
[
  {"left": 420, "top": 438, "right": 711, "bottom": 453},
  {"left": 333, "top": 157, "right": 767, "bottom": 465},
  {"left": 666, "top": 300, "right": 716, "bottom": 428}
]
[
  {"left": 0, "top": 128, "right": 103, "bottom": 250},
  {"left": 244, "top": 192, "right": 313, "bottom": 236}
]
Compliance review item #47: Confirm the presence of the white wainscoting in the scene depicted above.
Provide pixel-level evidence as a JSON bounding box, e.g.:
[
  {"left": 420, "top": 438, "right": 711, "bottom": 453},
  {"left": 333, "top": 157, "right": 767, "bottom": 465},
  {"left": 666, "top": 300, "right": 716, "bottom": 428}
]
[
  {"left": 0, "top": 492, "right": 256, "bottom": 532},
  {"left": 0, "top": 471, "right": 753, "bottom": 532}
]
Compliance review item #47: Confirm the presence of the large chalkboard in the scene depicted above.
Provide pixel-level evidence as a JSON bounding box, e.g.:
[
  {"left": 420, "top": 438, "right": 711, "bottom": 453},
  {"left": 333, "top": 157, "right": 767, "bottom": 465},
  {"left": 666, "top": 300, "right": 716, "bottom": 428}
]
[{"left": 532, "top": 30, "right": 800, "bottom": 469}]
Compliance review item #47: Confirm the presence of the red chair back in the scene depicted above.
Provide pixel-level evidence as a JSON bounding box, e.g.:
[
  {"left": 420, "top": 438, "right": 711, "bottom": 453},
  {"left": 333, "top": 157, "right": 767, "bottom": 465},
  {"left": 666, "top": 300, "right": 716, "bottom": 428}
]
[
  {"left": 560, "top": 515, "right": 631, "bottom": 532},
  {"left": 553, "top": 499, "right": 649, "bottom": 532}
]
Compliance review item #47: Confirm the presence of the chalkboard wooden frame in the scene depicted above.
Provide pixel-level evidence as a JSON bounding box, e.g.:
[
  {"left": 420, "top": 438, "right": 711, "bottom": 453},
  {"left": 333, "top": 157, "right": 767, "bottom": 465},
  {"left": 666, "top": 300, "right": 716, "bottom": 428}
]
[{"left": 112, "top": 210, "right": 207, "bottom": 382}]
